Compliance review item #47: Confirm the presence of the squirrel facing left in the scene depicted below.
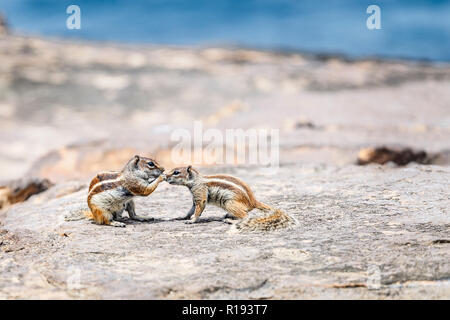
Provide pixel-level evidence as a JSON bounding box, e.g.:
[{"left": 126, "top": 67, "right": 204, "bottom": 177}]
[
  {"left": 165, "top": 166, "right": 297, "bottom": 232},
  {"left": 87, "top": 155, "right": 165, "bottom": 227}
]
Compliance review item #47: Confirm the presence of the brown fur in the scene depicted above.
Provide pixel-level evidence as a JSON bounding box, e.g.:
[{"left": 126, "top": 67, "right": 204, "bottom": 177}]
[
  {"left": 88, "top": 180, "right": 122, "bottom": 197},
  {"left": 88, "top": 204, "right": 111, "bottom": 225},
  {"left": 207, "top": 174, "right": 255, "bottom": 202},
  {"left": 165, "top": 166, "right": 296, "bottom": 231},
  {"left": 88, "top": 172, "right": 120, "bottom": 191},
  {"left": 86, "top": 155, "right": 165, "bottom": 226}
]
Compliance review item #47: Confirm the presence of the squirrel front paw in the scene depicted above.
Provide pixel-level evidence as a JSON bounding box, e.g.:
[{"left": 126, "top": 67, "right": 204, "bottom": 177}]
[
  {"left": 110, "top": 221, "right": 126, "bottom": 228},
  {"left": 184, "top": 218, "right": 199, "bottom": 224}
]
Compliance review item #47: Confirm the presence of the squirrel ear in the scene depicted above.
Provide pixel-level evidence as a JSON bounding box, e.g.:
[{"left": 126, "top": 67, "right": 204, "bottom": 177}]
[
  {"left": 133, "top": 155, "right": 140, "bottom": 167},
  {"left": 187, "top": 165, "right": 194, "bottom": 179}
]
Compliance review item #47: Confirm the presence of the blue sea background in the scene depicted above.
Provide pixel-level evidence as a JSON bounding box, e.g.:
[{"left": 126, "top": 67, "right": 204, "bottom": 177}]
[{"left": 1, "top": 0, "right": 449, "bottom": 61}]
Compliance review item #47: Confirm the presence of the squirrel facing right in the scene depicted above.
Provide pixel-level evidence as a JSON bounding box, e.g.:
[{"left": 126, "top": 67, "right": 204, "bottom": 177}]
[
  {"left": 165, "top": 166, "right": 296, "bottom": 232},
  {"left": 87, "top": 155, "right": 165, "bottom": 227}
]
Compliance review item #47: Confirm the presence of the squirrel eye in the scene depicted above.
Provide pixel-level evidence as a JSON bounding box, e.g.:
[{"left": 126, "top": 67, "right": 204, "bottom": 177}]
[
  {"left": 173, "top": 170, "right": 180, "bottom": 175},
  {"left": 147, "top": 161, "right": 154, "bottom": 167}
]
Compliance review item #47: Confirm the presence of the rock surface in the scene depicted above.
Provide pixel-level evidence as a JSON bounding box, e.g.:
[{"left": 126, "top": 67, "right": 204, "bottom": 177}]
[
  {"left": 0, "top": 34, "right": 449, "bottom": 299},
  {"left": 1, "top": 164, "right": 449, "bottom": 299}
]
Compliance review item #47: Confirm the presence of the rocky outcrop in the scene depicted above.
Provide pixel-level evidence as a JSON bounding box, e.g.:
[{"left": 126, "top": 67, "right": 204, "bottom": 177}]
[
  {"left": 1, "top": 164, "right": 449, "bottom": 299},
  {"left": 357, "top": 147, "right": 433, "bottom": 166},
  {"left": 0, "top": 177, "right": 53, "bottom": 209}
]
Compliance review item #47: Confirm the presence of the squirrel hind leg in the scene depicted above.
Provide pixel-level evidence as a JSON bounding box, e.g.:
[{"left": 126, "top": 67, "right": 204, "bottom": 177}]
[
  {"left": 89, "top": 204, "right": 114, "bottom": 226},
  {"left": 224, "top": 200, "right": 249, "bottom": 219}
]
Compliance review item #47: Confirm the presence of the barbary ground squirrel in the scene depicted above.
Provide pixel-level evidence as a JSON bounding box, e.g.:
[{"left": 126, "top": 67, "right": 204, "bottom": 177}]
[
  {"left": 86, "top": 155, "right": 165, "bottom": 227},
  {"left": 165, "top": 166, "right": 296, "bottom": 232}
]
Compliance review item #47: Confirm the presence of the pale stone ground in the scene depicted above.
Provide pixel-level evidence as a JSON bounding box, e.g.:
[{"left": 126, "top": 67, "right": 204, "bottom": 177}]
[{"left": 0, "top": 34, "right": 449, "bottom": 299}]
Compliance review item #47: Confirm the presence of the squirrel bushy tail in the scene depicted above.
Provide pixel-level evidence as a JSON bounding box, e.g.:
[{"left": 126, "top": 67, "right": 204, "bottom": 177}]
[
  {"left": 64, "top": 207, "right": 92, "bottom": 221},
  {"left": 229, "top": 202, "right": 297, "bottom": 233}
]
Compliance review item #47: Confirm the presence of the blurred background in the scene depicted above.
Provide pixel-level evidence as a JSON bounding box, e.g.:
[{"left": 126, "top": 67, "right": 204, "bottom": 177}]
[
  {"left": 0, "top": 0, "right": 449, "bottom": 182},
  {"left": 2, "top": 0, "right": 450, "bottom": 61}
]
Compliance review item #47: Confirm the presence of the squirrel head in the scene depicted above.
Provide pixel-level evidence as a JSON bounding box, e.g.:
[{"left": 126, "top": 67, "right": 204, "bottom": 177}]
[
  {"left": 123, "top": 155, "right": 165, "bottom": 182},
  {"left": 165, "top": 165, "right": 198, "bottom": 186}
]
